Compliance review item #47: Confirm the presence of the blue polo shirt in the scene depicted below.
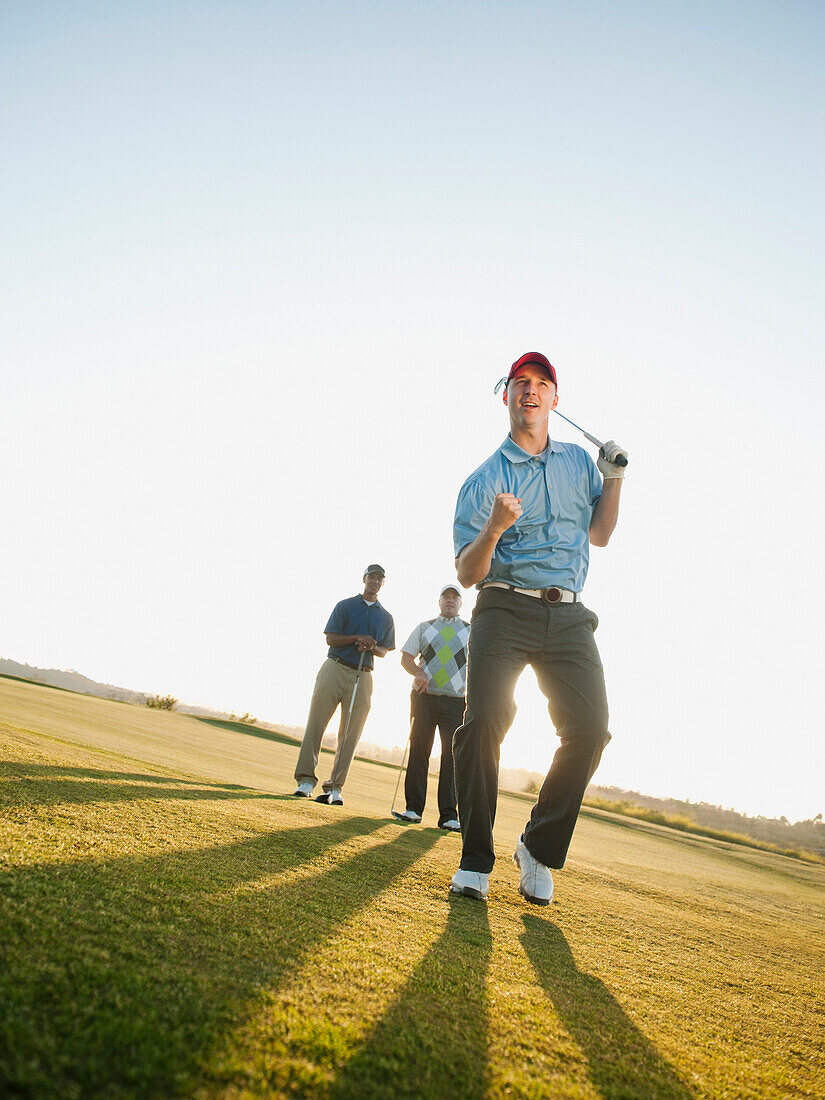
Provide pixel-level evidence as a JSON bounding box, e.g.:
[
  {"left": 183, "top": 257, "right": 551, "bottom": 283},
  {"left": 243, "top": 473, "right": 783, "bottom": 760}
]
[
  {"left": 325, "top": 595, "right": 395, "bottom": 671},
  {"left": 453, "top": 435, "right": 602, "bottom": 592}
]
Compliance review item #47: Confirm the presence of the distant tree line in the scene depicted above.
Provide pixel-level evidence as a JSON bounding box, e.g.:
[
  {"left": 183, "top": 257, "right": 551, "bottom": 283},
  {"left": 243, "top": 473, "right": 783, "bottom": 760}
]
[{"left": 584, "top": 784, "right": 824, "bottom": 856}]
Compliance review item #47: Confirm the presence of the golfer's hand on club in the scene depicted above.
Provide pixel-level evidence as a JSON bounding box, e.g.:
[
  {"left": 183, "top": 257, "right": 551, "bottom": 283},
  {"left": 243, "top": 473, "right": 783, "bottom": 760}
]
[
  {"left": 413, "top": 669, "right": 429, "bottom": 694},
  {"left": 597, "top": 441, "right": 628, "bottom": 479},
  {"left": 487, "top": 492, "right": 522, "bottom": 535},
  {"left": 354, "top": 635, "right": 377, "bottom": 652}
]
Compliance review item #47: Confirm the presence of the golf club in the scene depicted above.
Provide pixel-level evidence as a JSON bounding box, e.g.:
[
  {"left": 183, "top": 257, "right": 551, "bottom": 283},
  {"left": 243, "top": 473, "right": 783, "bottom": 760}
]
[
  {"left": 552, "top": 408, "right": 628, "bottom": 467},
  {"left": 342, "top": 648, "right": 366, "bottom": 737},
  {"left": 390, "top": 723, "right": 413, "bottom": 819}
]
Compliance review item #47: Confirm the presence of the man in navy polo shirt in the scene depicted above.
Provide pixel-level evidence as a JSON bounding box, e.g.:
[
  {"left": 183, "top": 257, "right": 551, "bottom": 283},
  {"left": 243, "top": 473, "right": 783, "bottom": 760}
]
[
  {"left": 294, "top": 564, "right": 395, "bottom": 805},
  {"left": 449, "top": 353, "right": 628, "bottom": 905}
]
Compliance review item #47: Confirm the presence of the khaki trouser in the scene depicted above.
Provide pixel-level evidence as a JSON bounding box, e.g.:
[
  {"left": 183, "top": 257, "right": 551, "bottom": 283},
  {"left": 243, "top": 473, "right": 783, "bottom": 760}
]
[{"left": 294, "top": 657, "right": 373, "bottom": 791}]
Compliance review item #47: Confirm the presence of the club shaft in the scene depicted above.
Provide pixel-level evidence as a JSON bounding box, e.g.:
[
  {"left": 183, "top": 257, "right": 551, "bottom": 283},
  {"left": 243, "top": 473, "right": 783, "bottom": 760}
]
[
  {"left": 340, "top": 650, "right": 366, "bottom": 745},
  {"left": 552, "top": 409, "right": 628, "bottom": 467},
  {"left": 391, "top": 728, "right": 412, "bottom": 812},
  {"left": 552, "top": 408, "right": 603, "bottom": 449}
]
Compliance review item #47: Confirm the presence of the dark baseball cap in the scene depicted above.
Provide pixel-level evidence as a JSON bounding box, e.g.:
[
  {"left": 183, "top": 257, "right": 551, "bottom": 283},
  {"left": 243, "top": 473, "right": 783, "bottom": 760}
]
[{"left": 364, "top": 564, "right": 385, "bottom": 577}]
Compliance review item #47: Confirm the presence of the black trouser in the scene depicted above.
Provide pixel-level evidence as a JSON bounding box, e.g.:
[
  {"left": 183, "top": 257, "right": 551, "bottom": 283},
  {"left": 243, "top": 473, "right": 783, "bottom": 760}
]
[
  {"left": 454, "top": 587, "right": 611, "bottom": 873},
  {"left": 404, "top": 691, "right": 465, "bottom": 826}
]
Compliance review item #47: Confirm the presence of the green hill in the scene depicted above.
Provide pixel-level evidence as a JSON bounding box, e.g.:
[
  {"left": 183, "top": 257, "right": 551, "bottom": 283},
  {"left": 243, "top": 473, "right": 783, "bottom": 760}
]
[{"left": 1, "top": 674, "right": 823, "bottom": 1098}]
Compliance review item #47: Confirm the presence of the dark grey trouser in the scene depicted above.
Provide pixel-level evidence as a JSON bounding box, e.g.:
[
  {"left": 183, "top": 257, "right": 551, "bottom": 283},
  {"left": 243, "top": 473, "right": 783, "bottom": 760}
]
[
  {"left": 404, "top": 691, "right": 465, "bottom": 826},
  {"left": 453, "top": 587, "right": 611, "bottom": 873}
]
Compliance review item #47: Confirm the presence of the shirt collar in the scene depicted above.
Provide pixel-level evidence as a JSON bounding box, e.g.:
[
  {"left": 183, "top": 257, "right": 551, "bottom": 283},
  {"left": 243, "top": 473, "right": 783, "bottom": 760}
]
[
  {"left": 499, "top": 434, "right": 562, "bottom": 464},
  {"left": 360, "top": 596, "right": 381, "bottom": 607}
]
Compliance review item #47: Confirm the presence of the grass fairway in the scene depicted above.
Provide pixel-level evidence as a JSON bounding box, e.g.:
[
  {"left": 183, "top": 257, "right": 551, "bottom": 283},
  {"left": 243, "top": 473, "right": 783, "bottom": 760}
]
[{"left": 1, "top": 675, "right": 823, "bottom": 1099}]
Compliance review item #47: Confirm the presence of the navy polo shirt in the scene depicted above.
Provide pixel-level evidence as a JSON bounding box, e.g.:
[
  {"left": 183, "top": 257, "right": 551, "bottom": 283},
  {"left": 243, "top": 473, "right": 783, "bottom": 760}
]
[{"left": 325, "top": 595, "right": 395, "bottom": 671}]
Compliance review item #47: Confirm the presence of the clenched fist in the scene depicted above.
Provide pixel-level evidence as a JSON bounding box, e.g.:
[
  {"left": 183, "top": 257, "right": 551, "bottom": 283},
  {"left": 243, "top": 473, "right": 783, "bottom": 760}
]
[{"left": 487, "top": 492, "right": 522, "bottom": 536}]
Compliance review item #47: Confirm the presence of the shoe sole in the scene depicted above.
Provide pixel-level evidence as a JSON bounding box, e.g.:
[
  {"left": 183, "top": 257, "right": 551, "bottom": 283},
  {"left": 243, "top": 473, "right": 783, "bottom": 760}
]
[
  {"left": 293, "top": 792, "right": 309, "bottom": 798},
  {"left": 449, "top": 885, "right": 488, "bottom": 901},
  {"left": 439, "top": 825, "right": 461, "bottom": 832},
  {"left": 518, "top": 884, "right": 551, "bottom": 906}
]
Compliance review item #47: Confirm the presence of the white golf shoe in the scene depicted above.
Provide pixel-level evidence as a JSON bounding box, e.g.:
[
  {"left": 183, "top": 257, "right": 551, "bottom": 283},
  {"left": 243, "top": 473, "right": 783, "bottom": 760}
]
[
  {"left": 315, "top": 788, "right": 344, "bottom": 806},
  {"left": 293, "top": 781, "right": 314, "bottom": 798},
  {"left": 392, "top": 809, "right": 422, "bottom": 823},
  {"left": 439, "top": 819, "right": 461, "bottom": 832},
  {"left": 449, "top": 869, "right": 489, "bottom": 901},
  {"left": 513, "top": 836, "right": 553, "bottom": 906}
]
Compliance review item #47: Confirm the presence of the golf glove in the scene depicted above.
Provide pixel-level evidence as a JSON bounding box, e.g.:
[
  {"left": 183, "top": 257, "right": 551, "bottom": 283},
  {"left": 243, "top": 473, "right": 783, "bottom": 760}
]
[{"left": 597, "top": 440, "right": 628, "bottom": 479}]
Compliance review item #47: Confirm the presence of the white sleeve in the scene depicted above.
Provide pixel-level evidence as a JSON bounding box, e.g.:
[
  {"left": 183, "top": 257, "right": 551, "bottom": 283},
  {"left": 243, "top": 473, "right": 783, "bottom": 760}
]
[{"left": 400, "top": 621, "right": 425, "bottom": 657}]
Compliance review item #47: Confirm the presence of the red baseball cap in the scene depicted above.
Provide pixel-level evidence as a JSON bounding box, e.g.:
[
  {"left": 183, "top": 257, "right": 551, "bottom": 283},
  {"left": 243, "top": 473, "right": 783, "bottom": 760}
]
[{"left": 506, "top": 352, "right": 558, "bottom": 389}]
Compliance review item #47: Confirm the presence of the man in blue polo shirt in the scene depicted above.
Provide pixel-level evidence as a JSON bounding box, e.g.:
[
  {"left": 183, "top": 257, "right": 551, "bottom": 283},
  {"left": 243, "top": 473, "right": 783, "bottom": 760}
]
[
  {"left": 294, "top": 565, "right": 395, "bottom": 805},
  {"left": 449, "top": 353, "right": 628, "bottom": 905}
]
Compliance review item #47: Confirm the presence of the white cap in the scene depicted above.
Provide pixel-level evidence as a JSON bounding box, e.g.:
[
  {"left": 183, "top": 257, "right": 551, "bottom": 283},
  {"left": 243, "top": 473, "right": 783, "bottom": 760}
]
[{"left": 440, "top": 584, "right": 461, "bottom": 597}]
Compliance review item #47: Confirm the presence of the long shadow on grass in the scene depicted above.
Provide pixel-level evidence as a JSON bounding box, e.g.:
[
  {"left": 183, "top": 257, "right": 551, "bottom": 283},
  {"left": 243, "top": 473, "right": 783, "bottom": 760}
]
[
  {"left": 0, "top": 816, "right": 438, "bottom": 1098},
  {"left": 521, "top": 917, "right": 694, "bottom": 1099},
  {"left": 0, "top": 762, "right": 274, "bottom": 806},
  {"left": 0, "top": 761, "right": 249, "bottom": 788},
  {"left": 193, "top": 716, "right": 299, "bottom": 747},
  {"left": 325, "top": 895, "right": 492, "bottom": 1100}
]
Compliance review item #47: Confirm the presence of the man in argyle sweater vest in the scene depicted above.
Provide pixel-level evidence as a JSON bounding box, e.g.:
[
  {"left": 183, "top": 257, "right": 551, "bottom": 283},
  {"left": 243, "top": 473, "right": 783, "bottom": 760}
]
[{"left": 395, "top": 585, "right": 470, "bottom": 830}]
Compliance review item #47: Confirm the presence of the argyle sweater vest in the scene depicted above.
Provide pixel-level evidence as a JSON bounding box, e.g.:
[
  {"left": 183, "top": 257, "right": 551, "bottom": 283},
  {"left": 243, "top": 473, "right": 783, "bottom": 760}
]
[{"left": 419, "top": 617, "right": 470, "bottom": 697}]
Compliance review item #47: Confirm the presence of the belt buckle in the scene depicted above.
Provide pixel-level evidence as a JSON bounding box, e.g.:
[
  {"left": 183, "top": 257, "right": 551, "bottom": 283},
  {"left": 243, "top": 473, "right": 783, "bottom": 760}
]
[{"left": 542, "top": 587, "right": 562, "bottom": 605}]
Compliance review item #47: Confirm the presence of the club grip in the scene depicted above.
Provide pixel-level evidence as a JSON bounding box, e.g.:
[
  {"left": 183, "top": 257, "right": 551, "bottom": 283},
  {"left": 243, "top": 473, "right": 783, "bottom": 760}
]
[{"left": 600, "top": 447, "right": 628, "bottom": 468}]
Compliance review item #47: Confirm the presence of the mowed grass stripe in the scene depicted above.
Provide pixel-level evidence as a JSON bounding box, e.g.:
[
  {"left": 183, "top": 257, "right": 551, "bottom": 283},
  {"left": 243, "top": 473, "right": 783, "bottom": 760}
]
[
  {"left": 551, "top": 889, "right": 821, "bottom": 1100},
  {"left": 212, "top": 864, "right": 698, "bottom": 1099},
  {"left": 220, "top": 847, "right": 593, "bottom": 1098},
  {"left": 0, "top": 672, "right": 306, "bottom": 793},
  {"left": 2, "top": 740, "right": 443, "bottom": 1096},
  {"left": 1, "top": 678, "right": 824, "bottom": 1098},
  {"left": 215, "top": 839, "right": 467, "bottom": 1096},
  {"left": 218, "top": 820, "right": 438, "bottom": 895}
]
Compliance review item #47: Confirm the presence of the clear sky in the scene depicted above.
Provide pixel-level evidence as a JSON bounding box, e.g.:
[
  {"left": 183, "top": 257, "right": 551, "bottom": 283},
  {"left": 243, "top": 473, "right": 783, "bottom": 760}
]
[{"left": 3, "top": 1, "right": 823, "bottom": 821}]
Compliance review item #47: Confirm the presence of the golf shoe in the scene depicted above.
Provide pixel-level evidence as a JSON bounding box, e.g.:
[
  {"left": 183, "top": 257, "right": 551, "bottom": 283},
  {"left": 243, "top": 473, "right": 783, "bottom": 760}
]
[
  {"left": 449, "top": 869, "right": 489, "bottom": 901},
  {"left": 513, "top": 836, "right": 553, "bottom": 906},
  {"left": 392, "top": 809, "right": 422, "bottom": 823},
  {"left": 315, "top": 788, "right": 344, "bottom": 806}
]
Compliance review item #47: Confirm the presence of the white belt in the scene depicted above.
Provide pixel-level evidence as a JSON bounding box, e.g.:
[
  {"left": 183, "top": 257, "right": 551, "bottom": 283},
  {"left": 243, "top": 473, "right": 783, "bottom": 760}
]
[{"left": 480, "top": 582, "right": 579, "bottom": 604}]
